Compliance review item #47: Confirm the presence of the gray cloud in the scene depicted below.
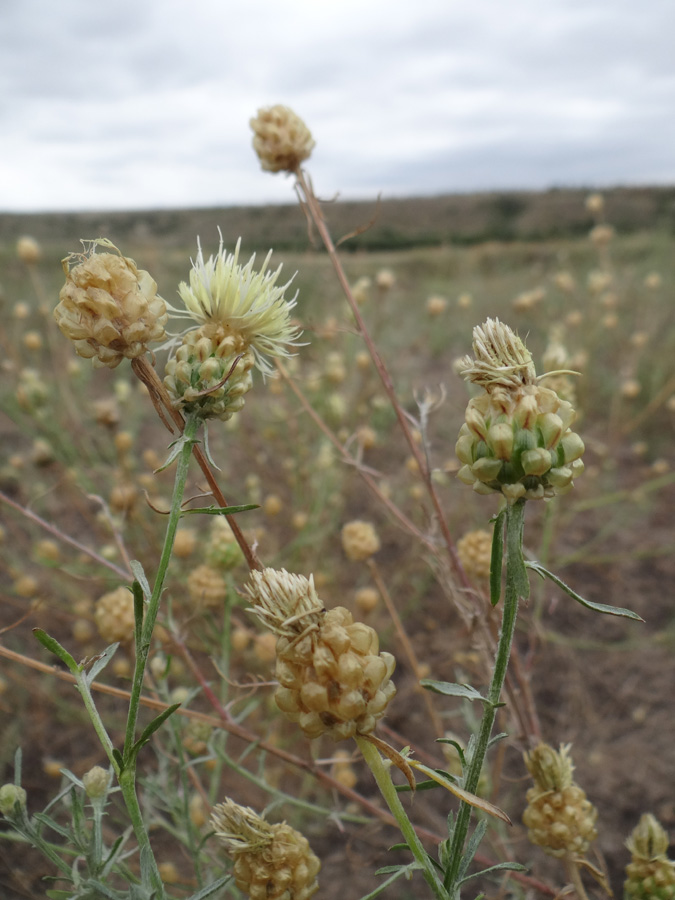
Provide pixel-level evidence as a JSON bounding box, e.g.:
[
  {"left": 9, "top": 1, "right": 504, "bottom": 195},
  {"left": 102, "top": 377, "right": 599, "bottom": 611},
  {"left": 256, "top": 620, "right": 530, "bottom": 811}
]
[{"left": 1, "top": 0, "right": 673, "bottom": 211}]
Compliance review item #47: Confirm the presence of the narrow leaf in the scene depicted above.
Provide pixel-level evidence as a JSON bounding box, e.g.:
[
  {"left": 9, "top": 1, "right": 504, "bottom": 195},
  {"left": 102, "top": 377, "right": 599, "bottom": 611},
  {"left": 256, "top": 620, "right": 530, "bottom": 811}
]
[
  {"left": 387, "top": 843, "right": 411, "bottom": 852},
  {"left": 490, "top": 508, "right": 505, "bottom": 606},
  {"left": 84, "top": 643, "right": 119, "bottom": 687},
  {"left": 457, "top": 819, "right": 488, "bottom": 880},
  {"left": 406, "top": 760, "right": 511, "bottom": 824},
  {"left": 421, "top": 680, "right": 487, "bottom": 704},
  {"left": 458, "top": 861, "right": 528, "bottom": 885},
  {"left": 184, "top": 874, "right": 233, "bottom": 900},
  {"left": 394, "top": 778, "right": 443, "bottom": 793},
  {"left": 487, "top": 732, "right": 509, "bottom": 750},
  {"left": 33, "top": 813, "right": 73, "bottom": 841},
  {"left": 361, "top": 863, "right": 419, "bottom": 899},
  {"left": 182, "top": 504, "right": 259, "bottom": 516},
  {"left": 129, "top": 703, "right": 181, "bottom": 762},
  {"left": 526, "top": 562, "right": 644, "bottom": 621},
  {"left": 33, "top": 629, "right": 79, "bottom": 673},
  {"left": 506, "top": 502, "right": 529, "bottom": 600},
  {"left": 129, "top": 562, "right": 151, "bottom": 600},
  {"left": 132, "top": 581, "right": 144, "bottom": 645},
  {"left": 112, "top": 748, "right": 124, "bottom": 773}
]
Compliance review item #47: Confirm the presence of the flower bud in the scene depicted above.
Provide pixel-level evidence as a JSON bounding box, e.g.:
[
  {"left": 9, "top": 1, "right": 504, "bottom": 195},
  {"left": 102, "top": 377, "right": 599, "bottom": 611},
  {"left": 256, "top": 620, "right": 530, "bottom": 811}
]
[
  {"left": 82, "top": 766, "right": 109, "bottom": 799},
  {"left": 0, "top": 784, "right": 27, "bottom": 817}
]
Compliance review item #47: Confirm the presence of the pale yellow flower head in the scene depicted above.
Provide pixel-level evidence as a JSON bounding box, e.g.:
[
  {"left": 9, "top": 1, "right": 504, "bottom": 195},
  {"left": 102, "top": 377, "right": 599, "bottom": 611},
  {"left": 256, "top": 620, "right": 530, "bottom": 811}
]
[{"left": 168, "top": 235, "right": 302, "bottom": 375}]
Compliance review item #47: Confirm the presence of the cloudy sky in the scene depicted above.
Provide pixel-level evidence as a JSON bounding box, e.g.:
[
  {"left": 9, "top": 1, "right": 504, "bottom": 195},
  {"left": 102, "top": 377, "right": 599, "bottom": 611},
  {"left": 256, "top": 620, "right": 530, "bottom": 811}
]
[{"left": 2, "top": 0, "right": 674, "bottom": 212}]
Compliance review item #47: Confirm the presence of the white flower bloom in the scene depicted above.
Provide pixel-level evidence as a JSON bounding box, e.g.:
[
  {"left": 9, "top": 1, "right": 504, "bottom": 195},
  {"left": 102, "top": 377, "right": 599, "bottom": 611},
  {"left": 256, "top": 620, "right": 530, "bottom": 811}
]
[{"left": 168, "top": 235, "right": 303, "bottom": 375}]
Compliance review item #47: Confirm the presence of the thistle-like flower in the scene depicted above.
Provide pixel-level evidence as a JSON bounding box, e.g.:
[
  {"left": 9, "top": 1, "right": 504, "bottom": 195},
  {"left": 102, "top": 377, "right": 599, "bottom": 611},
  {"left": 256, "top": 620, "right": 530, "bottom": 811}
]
[
  {"left": 54, "top": 239, "right": 168, "bottom": 368},
  {"left": 456, "top": 318, "right": 584, "bottom": 502},
  {"left": 211, "top": 799, "right": 320, "bottom": 900},
  {"left": 250, "top": 105, "right": 315, "bottom": 174},
  {"left": 245, "top": 568, "right": 396, "bottom": 741},
  {"left": 164, "top": 236, "right": 302, "bottom": 420}
]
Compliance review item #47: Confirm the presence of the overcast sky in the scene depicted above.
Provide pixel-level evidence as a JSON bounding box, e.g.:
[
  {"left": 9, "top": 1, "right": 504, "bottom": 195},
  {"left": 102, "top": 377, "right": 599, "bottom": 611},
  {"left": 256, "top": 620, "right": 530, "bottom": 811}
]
[{"left": 2, "top": 0, "right": 674, "bottom": 212}]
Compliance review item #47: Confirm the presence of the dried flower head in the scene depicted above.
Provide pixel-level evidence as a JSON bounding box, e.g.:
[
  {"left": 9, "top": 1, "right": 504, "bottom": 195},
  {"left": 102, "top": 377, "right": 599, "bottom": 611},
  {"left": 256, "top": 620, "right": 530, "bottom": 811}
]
[
  {"left": 523, "top": 742, "right": 598, "bottom": 859},
  {"left": 250, "top": 105, "right": 315, "bottom": 174},
  {"left": 54, "top": 239, "right": 167, "bottom": 368},
  {"left": 245, "top": 568, "right": 396, "bottom": 740},
  {"left": 16, "top": 236, "right": 42, "bottom": 264},
  {"left": 341, "top": 520, "right": 381, "bottom": 561},
  {"left": 211, "top": 799, "right": 320, "bottom": 900},
  {"left": 458, "top": 318, "right": 536, "bottom": 390},
  {"left": 95, "top": 586, "right": 135, "bottom": 643}
]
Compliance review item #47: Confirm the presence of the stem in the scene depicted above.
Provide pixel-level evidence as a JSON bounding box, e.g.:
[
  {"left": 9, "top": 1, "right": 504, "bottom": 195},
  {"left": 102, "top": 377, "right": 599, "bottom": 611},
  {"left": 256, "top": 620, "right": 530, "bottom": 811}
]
[
  {"left": 564, "top": 857, "right": 591, "bottom": 900},
  {"left": 116, "top": 413, "right": 199, "bottom": 900},
  {"left": 123, "top": 413, "right": 199, "bottom": 757},
  {"left": 118, "top": 767, "right": 165, "bottom": 897},
  {"left": 444, "top": 499, "right": 527, "bottom": 895},
  {"left": 356, "top": 736, "right": 450, "bottom": 900}
]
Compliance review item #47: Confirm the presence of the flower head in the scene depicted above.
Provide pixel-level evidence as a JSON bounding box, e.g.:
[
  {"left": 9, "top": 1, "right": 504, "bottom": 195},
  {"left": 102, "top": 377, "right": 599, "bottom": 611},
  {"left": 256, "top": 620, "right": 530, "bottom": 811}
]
[
  {"left": 250, "top": 105, "right": 315, "bottom": 174},
  {"left": 211, "top": 799, "right": 320, "bottom": 900},
  {"left": 458, "top": 318, "right": 536, "bottom": 390},
  {"left": 54, "top": 239, "right": 167, "bottom": 368},
  {"left": 168, "top": 236, "right": 302, "bottom": 376}
]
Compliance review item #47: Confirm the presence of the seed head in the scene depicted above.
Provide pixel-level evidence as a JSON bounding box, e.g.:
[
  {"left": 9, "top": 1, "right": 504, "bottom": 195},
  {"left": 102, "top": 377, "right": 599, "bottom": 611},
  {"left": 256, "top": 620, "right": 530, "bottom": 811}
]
[
  {"left": 250, "top": 105, "right": 315, "bottom": 174},
  {"left": 95, "top": 586, "right": 134, "bottom": 643},
  {"left": 523, "top": 743, "right": 598, "bottom": 859},
  {"left": 16, "top": 236, "right": 41, "bottom": 264},
  {"left": 245, "top": 568, "right": 396, "bottom": 740},
  {"left": 211, "top": 799, "right": 320, "bottom": 900},
  {"left": 341, "top": 521, "right": 381, "bottom": 561},
  {"left": 54, "top": 239, "right": 167, "bottom": 368}
]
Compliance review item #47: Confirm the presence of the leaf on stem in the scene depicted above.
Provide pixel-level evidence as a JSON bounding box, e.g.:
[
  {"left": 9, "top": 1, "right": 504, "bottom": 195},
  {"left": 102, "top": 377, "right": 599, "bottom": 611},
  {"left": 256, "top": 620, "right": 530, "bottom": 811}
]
[
  {"left": 457, "top": 860, "right": 528, "bottom": 887},
  {"left": 184, "top": 874, "right": 234, "bottom": 900},
  {"left": 127, "top": 703, "right": 182, "bottom": 765},
  {"left": 83, "top": 643, "right": 120, "bottom": 688},
  {"left": 129, "top": 562, "right": 151, "bottom": 600},
  {"left": 359, "top": 733, "right": 416, "bottom": 792},
  {"left": 490, "top": 508, "right": 505, "bottom": 607},
  {"left": 421, "top": 680, "right": 488, "bottom": 704},
  {"left": 405, "top": 760, "right": 511, "bottom": 824},
  {"left": 33, "top": 629, "right": 79, "bottom": 674},
  {"left": 132, "top": 581, "right": 144, "bottom": 645},
  {"left": 182, "top": 504, "right": 259, "bottom": 516},
  {"left": 526, "top": 562, "right": 644, "bottom": 621},
  {"left": 154, "top": 432, "right": 199, "bottom": 473}
]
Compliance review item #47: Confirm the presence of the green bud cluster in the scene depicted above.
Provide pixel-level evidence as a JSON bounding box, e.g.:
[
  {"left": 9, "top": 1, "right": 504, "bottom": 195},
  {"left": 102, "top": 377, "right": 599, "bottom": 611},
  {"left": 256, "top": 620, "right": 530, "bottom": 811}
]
[
  {"left": 164, "top": 322, "right": 255, "bottom": 421},
  {"left": 456, "top": 383, "right": 584, "bottom": 502}
]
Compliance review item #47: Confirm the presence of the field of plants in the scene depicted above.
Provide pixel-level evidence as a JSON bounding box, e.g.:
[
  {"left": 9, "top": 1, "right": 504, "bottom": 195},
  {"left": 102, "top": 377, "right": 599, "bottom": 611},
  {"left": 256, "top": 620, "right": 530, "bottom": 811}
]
[{"left": 0, "top": 115, "right": 674, "bottom": 900}]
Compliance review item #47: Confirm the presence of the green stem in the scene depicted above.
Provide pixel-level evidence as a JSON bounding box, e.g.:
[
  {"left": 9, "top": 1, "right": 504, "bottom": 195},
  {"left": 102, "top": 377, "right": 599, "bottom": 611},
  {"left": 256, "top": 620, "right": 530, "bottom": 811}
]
[
  {"left": 123, "top": 414, "right": 199, "bottom": 758},
  {"left": 118, "top": 767, "right": 164, "bottom": 897},
  {"left": 117, "top": 413, "right": 200, "bottom": 899},
  {"left": 356, "top": 736, "right": 450, "bottom": 900},
  {"left": 444, "top": 499, "right": 527, "bottom": 896}
]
